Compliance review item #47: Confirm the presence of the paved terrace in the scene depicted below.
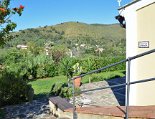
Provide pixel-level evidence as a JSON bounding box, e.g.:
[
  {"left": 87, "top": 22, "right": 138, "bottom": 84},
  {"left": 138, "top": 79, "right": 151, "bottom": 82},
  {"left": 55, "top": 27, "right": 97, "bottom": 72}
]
[
  {"left": 72, "top": 77, "right": 126, "bottom": 107},
  {"left": 2, "top": 98, "right": 56, "bottom": 119}
]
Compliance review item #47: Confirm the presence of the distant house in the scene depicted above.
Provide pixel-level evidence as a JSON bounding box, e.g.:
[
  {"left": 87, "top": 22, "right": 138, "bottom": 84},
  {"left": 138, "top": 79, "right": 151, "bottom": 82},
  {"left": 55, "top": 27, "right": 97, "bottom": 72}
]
[
  {"left": 118, "top": 0, "right": 155, "bottom": 106},
  {"left": 45, "top": 48, "right": 49, "bottom": 55},
  {"left": 16, "top": 45, "right": 28, "bottom": 49},
  {"left": 0, "top": 64, "right": 3, "bottom": 70},
  {"left": 66, "top": 49, "right": 73, "bottom": 57},
  {"left": 80, "top": 44, "right": 86, "bottom": 47},
  {"left": 95, "top": 48, "right": 104, "bottom": 53}
]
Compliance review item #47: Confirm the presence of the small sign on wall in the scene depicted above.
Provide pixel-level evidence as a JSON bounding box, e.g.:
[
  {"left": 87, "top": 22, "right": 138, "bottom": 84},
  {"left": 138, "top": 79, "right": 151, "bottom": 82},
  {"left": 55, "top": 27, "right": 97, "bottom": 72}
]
[{"left": 138, "top": 41, "right": 149, "bottom": 48}]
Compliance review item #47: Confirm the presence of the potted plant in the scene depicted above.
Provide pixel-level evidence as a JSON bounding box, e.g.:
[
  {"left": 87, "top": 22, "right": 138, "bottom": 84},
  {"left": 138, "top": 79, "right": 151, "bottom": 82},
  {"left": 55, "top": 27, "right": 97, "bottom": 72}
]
[{"left": 72, "top": 62, "right": 82, "bottom": 87}]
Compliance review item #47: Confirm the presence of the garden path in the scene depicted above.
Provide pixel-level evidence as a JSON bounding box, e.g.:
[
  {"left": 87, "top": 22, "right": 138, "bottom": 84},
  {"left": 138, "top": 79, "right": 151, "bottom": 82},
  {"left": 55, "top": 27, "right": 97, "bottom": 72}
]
[{"left": 3, "top": 98, "right": 56, "bottom": 119}]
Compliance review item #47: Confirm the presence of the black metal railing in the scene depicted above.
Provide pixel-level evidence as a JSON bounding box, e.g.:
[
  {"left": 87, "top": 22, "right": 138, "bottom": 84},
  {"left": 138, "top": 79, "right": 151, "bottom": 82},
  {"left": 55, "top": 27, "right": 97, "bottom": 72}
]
[{"left": 71, "top": 48, "right": 155, "bottom": 119}]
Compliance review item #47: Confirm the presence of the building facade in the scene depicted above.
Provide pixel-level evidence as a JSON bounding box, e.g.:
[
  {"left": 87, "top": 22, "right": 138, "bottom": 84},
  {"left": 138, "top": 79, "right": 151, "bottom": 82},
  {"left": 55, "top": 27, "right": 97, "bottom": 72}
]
[{"left": 119, "top": 0, "right": 155, "bottom": 105}]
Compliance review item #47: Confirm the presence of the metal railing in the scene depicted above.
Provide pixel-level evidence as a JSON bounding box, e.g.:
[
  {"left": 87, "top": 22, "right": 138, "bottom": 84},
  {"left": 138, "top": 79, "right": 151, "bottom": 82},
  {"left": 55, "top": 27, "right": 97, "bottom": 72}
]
[{"left": 71, "top": 48, "right": 155, "bottom": 119}]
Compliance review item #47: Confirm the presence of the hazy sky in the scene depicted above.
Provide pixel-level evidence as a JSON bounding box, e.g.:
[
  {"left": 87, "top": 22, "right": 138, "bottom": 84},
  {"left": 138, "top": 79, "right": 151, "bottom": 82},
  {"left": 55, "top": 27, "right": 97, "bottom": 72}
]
[{"left": 10, "top": 0, "right": 131, "bottom": 31}]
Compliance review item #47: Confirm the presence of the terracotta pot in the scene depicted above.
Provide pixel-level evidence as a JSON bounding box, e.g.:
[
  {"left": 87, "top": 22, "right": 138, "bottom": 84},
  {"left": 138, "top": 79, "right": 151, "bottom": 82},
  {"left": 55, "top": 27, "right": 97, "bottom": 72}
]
[{"left": 74, "top": 76, "right": 81, "bottom": 88}]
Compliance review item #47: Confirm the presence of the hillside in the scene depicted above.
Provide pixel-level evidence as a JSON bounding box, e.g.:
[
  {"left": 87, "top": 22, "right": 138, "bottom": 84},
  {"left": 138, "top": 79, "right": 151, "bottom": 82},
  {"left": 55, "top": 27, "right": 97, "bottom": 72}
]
[
  {"left": 54, "top": 22, "right": 125, "bottom": 39},
  {"left": 6, "top": 22, "right": 125, "bottom": 45},
  {"left": 5, "top": 22, "right": 126, "bottom": 57}
]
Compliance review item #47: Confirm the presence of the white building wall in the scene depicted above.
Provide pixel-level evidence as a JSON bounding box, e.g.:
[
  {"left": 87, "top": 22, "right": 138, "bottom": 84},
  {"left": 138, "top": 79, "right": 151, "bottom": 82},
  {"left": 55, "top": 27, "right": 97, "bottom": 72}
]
[
  {"left": 120, "top": 0, "right": 155, "bottom": 105},
  {"left": 123, "top": 5, "right": 138, "bottom": 105}
]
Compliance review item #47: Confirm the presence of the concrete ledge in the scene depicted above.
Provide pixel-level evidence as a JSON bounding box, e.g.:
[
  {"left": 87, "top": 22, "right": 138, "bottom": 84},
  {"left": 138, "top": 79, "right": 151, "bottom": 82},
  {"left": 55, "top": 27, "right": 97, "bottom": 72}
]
[{"left": 65, "top": 106, "right": 155, "bottom": 119}]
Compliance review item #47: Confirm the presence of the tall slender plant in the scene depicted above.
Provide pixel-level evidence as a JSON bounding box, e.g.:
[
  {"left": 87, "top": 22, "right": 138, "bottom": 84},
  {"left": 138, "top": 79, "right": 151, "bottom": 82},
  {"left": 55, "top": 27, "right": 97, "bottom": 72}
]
[{"left": 60, "top": 57, "right": 76, "bottom": 86}]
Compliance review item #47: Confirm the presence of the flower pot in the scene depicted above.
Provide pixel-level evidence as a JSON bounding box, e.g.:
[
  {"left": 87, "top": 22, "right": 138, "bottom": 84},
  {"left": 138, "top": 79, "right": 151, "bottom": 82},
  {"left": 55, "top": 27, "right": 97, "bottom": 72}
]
[{"left": 74, "top": 76, "right": 81, "bottom": 88}]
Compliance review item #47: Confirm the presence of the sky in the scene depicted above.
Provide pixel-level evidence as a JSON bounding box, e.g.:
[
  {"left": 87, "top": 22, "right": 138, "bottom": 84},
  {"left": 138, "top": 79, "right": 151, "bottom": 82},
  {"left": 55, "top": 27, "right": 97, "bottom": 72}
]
[{"left": 10, "top": 0, "right": 131, "bottom": 31}]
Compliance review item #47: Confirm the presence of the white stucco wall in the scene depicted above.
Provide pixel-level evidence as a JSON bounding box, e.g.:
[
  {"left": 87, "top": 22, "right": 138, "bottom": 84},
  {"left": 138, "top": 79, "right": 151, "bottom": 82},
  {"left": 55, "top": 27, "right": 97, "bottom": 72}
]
[{"left": 119, "top": 0, "right": 155, "bottom": 105}]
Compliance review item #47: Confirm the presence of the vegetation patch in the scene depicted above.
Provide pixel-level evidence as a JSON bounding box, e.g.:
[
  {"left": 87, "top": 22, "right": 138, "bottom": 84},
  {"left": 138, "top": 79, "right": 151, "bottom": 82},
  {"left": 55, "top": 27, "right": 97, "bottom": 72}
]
[
  {"left": 0, "top": 109, "right": 5, "bottom": 119},
  {"left": 0, "top": 0, "right": 126, "bottom": 108},
  {"left": 0, "top": 21, "right": 126, "bottom": 106},
  {"left": 49, "top": 82, "right": 81, "bottom": 98},
  {"left": 29, "top": 76, "right": 67, "bottom": 99},
  {"left": 30, "top": 71, "right": 125, "bottom": 99},
  {"left": 0, "top": 69, "right": 34, "bottom": 107},
  {"left": 82, "top": 70, "right": 125, "bottom": 84}
]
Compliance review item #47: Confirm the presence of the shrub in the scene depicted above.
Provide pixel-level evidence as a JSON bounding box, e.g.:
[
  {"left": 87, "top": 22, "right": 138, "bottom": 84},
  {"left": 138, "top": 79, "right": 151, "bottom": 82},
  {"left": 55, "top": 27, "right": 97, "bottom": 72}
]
[
  {"left": 44, "top": 62, "right": 58, "bottom": 77},
  {"left": 50, "top": 45, "right": 68, "bottom": 63},
  {"left": 50, "top": 82, "right": 80, "bottom": 98},
  {"left": 34, "top": 54, "right": 58, "bottom": 79},
  {"left": 59, "top": 56, "right": 77, "bottom": 78},
  {"left": 0, "top": 69, "right": 34, "bottom": 107},
  {"left": 80, "top": 56, "right": 125, "bottom": 73},
  {"left": 80, "top": 57, "right": 96, "bottom": 72},
  {"left": 2, "top": 49, "right": 59, "bottom": 79}
]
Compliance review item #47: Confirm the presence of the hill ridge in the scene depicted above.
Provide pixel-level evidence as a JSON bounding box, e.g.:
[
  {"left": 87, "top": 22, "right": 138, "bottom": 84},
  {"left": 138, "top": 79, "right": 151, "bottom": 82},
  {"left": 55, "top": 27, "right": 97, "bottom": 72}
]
[{"left": 7, "top": 21, "right": 125, "bottom": 54}]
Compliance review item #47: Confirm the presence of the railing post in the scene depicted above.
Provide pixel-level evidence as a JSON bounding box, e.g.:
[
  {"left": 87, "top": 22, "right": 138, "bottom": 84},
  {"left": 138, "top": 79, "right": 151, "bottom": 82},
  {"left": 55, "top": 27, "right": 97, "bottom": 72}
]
[
  {"left": 126, "top": 58, "right": 131, "bottom": 119},
  {"left": 72, "top": 78, "right": 77, "bottom": 119}
]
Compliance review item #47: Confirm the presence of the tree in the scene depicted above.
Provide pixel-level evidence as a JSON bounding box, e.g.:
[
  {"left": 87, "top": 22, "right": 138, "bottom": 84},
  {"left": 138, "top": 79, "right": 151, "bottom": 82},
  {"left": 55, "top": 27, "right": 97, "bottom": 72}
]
[{"left": 0, "top": 0, "right": 24, "bottom": 46}]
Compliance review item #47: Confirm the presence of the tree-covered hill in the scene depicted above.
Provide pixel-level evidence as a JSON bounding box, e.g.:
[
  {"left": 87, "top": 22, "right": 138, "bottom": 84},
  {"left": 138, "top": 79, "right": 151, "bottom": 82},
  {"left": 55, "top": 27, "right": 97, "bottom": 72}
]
[
  {"left": 6, "top": 22, "right": 125, "bottom": 47},
  {"left": 3, "top": 22, "right": 126, "bottom": 57},
  {"left": 54, "top": 22, "right": 125, "bottom": 39}
]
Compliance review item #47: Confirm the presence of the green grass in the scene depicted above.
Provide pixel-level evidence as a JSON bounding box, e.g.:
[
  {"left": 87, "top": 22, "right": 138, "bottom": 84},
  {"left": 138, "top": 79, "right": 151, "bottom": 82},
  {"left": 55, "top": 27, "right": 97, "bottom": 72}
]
[
  {"left": 29, "top": 75, "right": 67, "bottom": 99},
  {"left": 29, "top": 70, "right": 125, "bottom": 99},
  {"left": 82, "top": 70, "right": 125, "bottom": 84}
]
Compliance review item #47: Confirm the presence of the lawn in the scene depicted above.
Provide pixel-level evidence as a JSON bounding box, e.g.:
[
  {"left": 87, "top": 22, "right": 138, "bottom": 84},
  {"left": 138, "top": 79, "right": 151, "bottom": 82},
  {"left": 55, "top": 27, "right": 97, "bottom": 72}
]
[
  {"left": 82, "top": 70, "right": 125, "bottom": 84},
  {"left": 29, "top": 75, "right": 67, "bottom": 98},
  {"left": 29, "top": 70, "right": 125, "bottom": 99}
]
